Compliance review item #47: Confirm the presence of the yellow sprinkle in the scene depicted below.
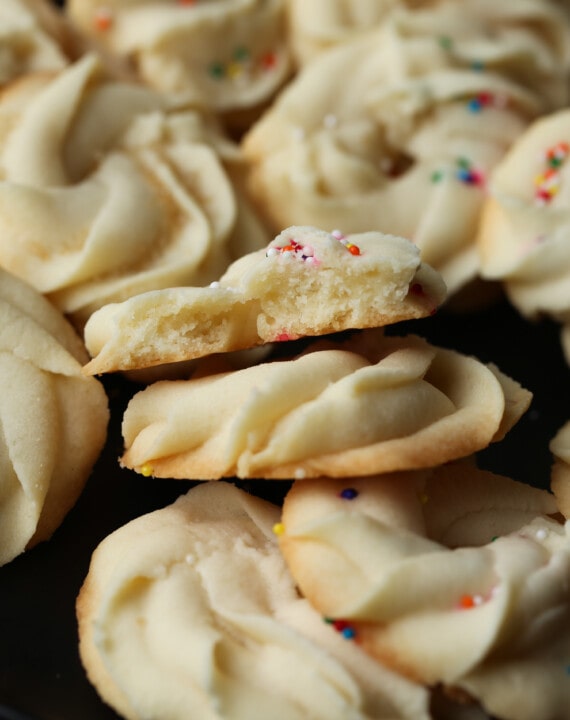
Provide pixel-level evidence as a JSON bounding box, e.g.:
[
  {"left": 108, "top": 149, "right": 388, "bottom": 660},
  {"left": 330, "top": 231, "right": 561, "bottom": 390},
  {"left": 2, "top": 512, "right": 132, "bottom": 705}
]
[
  {"left": 140, "top": 463, "right": 154, "bottom": 477},
  {"left": 273, "top": 522, "right": 285, "bottom": 536},
  {"left": 226, "top": 62, "right": 244, "bottom": 79}
]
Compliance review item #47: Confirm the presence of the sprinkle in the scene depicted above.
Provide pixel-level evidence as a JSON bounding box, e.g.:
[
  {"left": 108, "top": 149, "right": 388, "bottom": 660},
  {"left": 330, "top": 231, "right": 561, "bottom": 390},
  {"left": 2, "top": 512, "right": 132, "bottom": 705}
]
[
  {"left": 458, "top": 594, "right": 477, "bottom": 609},
  {"left": 331, "top": 229, "right": 345, "bottom": 240},
  {"left": 275, "top": 332, "right": 292, "bottom": 342},
  {"left": 323, "top": 114, "right": 338, "bottom": 129},
  {"left": 178, "top": 0, "right": 197, "bottom": 5},
  {"left": 457, "top": 593, "right": 485, "bottom": 610},
  {"left": 273, "top": 523, "right": 285, "bottom": 536},
  {"left": 430, "top": 169, "right": 445, "bottom": 183},
  {"left": 438, "top": 35, "right": 454, "bottom": 51},
  {"left": 233, "top": 46, "right": 250, "bottom": 62},
  {"left": 208, "top": 61, "right": 225, "bottom": 79},
  {"left": 292, "top": 126, "right": 306, "bottom": 142},
  {"left": 294, "top": 467, "right": 307, "bottom": 479},
  {"left": 324, "top": 617, "right": 357, "bottom": 640},
  {"left": 470, "top": 59, "right": 485, "bottom": 72},
  {"left": 93, "top": 7, "right": 113, "bottom": 31},
  {"left": 208, "top": 46, "right": 277, "bottom": 82},
  {"left": 534, "top": 142, "right": 569, "bottom": 204},
  {"left": 267, "top": 238, "right": 321, "bottom": 264},
  {"left": 260, "top": 51, "right": 278, "bottom": 70},
  {"left": 455, "top": 157, "right": 484, "bottom": 186},
  {"left": 226, "top": 61, "right": 245, "bottom": 80},
  {"left": 535, "top": 528, "right": 548, "bottom": 541},
  {"left": 209, "top": 281, "right": 220, "bottom": 288},
  {"left": 345, "top": 242, "right": 361, "bottom": 255},
  {"left": 339, "top": 487, "right": 358, "bottom": 500},
  {"left": 140, "top": 463, "right": 154, "bottom": 477},
  {"left": 466, "top": 91, "right": 495, "bottom": 113}
]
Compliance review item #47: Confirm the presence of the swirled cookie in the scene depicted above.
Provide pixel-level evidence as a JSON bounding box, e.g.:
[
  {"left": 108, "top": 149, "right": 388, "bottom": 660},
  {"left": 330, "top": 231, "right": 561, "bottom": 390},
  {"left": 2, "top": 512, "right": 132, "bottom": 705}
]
[
  {"left": 277, "top": 465, "right": 570, "bottom": 720},
  {"left": 0, "top": 52, "right": 269, "bottom": 327},
  {"left": 77, "top": 481, "right": 432, "bottom": 720},
  {"left": 65, "top": 0, "right": 292, "bottom": 130},
  {"left": 82, "top": 225, "right": 447, "bottom": 375},
  {"left": 550, "top": 421, "right": 570, "bottom": 519},
  {"left": 118, "top": 331, "right": 531, "bottom": 480},
  {"left": 286, "top": 0, "right": 396, "bottom": 66},
  {"left": 242, "top": 17, "right": 547, "bottom": 297},
  {"left": 287, "top": 0, "right": 570, "bottom": 106},
  {"left": 0, "top": 268, "right": 108, "bottom": 566},
  {"left": 476, "top": 109, "right": 570, "bottom": 362}
]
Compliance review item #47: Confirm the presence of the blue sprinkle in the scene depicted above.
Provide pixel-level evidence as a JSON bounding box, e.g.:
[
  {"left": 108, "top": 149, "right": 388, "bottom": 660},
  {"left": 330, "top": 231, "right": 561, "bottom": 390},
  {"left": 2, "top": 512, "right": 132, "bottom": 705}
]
[
  {"left": 339, "top": 488, "right": 358, "bottom": 500},
  {"left": 456, "top": 169, "right": 474, "bottom": 183},
  {"left": 467, "top": 98, "right": 482, "bottom": 113},
  {"left": 342, "top": 627, "right": 356, "bottom": 640}
]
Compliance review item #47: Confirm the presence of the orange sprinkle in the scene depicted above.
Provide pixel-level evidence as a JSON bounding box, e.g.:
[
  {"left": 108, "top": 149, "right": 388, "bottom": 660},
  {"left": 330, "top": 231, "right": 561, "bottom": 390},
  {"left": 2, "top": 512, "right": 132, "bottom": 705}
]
[
  {"left": 93, "top": 7, "right": 113, "bottom": 31},
  {"left": 347, "top": 243, "right": 361, "bottom": 255},
  {"left": 459, "top": 594, "right": 476, "bottom": 609}
]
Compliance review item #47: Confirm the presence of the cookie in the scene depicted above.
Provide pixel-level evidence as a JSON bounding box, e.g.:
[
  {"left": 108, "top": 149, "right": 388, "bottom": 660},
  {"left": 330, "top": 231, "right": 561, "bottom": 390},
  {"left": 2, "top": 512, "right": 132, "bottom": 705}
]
[
  {"left": 550, "top": 420, "right": 570, "bottom": 519},
  {"left": 242, "top": 19, "right": 545, "bottom": 298},
  {"left": 287, "top": 0, "right": 570, "bottom": 94},
  {"left": 476, "top": 108, "right": 570, "bottom": 362},
  {"left": 118, "top": 331, "right": 531, "bottom": 480},
  {"left": 82, "top": 225, "right": 446, "bottom": 375},
  {"left": 0, "top": 267, "right": 109, "bottom": 566},
  {"left": 65, "top": 0, "right": 292, "bottom": 131},
  {"left": 277, "top": 464, "right": 570, "bottom": 719},
  {"left": 0, "top": 53, "right": 269, "bottom": 327},
  {"left": 77, "top": 481, "right": 432, "bottom": 720}
]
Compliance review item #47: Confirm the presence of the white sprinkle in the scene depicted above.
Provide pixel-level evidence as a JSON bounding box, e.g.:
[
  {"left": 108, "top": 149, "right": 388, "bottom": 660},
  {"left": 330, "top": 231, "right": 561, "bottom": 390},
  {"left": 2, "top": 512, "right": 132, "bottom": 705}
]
[
  {"left": 266, "top": 247, "right": 280, "bottom": 258},
  {"left": 536, "top": 528, "right": 548, "bottom": 541},
  {"left": 331, "top": 229, "right": 344, "bottom": 239},
  {"left": 292, "top": 126, "right": 306, "bottom": 142},
  {"left": 209, "top": 281, "right": 220, "bottom": 288},
  {"left": 323, "top": 113, "right": 338, "bottom": 129},
  {"left": 473, "top": 594, "right": 484, "bottom": 606},
  {"left": 294, "top": 467, "right": 307, "bottom": 479}
]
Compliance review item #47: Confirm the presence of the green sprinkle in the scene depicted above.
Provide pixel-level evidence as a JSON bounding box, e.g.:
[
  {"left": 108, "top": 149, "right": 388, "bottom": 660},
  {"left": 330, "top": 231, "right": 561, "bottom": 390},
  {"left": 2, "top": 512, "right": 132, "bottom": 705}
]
[
  {"left": 208, "top": 62, "right": 225, "bottom": 79},
  {"left": 233, "top": 46, "right": 249, "bottom": 61},
  {"left": 438, "top": 35, "right": 453, "bottom": 51},
  {"left": 431, "top": 169, "right": 445, "bottom": 183}
]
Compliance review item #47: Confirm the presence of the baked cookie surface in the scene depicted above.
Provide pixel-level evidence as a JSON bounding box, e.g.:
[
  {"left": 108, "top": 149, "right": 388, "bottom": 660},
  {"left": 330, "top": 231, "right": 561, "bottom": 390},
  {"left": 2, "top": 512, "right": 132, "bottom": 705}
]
[
  {"left": 477, "top": 108, "right": 570, "bottom": 364},
  {"left": 77, "top": 481, "right": 432, "bottom": 720},
  {"left": 66, "top": 0, "right": 292, "bottom": 130},
  {"left": 0, "top": 53, "right": 269, "bottom": 327},
  {"left": 118, "top": 331, "right": 531, "bottom": 480},
  {"left": 0, "top": 267, "right": 109, "bottom": 566},
  {"left": 277, "top": 465, "right": 569, "bottom": 719}
]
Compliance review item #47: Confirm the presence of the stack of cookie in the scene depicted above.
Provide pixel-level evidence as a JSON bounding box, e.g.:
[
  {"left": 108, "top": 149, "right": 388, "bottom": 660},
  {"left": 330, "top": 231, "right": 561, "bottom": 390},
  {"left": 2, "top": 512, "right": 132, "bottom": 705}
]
[{"left": 76, "top": 225, "right": 570, "bottom": 720}]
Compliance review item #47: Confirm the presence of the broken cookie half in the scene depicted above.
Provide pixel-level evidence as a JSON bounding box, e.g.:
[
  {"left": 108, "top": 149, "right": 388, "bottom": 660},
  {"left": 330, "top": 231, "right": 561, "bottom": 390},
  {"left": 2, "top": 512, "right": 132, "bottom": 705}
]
[{"left": 82, "top": 225, "right": 447, "bottom": 375}]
